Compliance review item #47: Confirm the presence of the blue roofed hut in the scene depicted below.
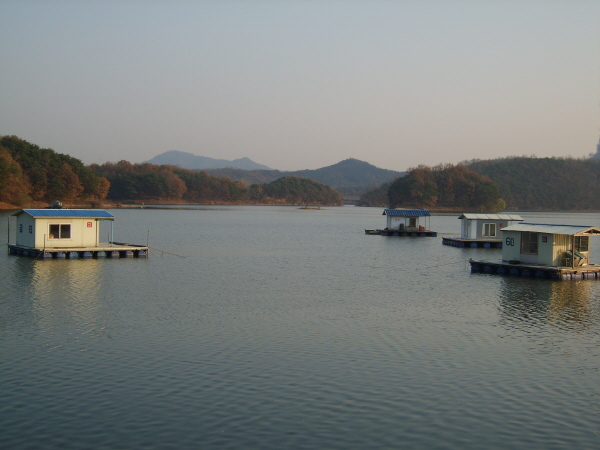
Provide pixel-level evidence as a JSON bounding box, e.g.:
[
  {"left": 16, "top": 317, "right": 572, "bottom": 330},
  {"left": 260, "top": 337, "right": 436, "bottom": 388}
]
[
  {"left": 8, "top": 209, "right": 148, "bottom": 259},
  {"left": 371, "top": 209, "right": 437, "bottom": 237}
]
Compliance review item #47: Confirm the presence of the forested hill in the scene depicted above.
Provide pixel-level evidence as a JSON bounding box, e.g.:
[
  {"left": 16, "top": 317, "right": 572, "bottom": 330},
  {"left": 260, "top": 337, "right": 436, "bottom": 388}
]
[
  {"left": 464, "top": 157, "right": 600, "bottom": 210},
  {"left": 0, "top": 136, "right": 343, "bottom": 207},
  {"left": 0, "top": 135, "right": 110, "bottom": 206},
  {"left": 91, "top": 162, "right": 343, "bottom": 206},
  {"left": 357, "top": 157, "right": 600, "bottom": 211},
  {"left": 206, "top": 158, "right": 404, "bottom": 196},
  {"left": 292, "top": 159, "right": 404, "bottom": 195},
  {"left": 358, "top": 164, "right": 505, "bottom": 211}
]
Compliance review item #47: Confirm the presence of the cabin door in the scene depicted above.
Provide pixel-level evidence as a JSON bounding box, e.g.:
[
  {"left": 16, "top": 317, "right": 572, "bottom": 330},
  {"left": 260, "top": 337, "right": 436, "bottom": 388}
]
[{"left": 464, "top": 220, "right": 470, "bottom": 239}]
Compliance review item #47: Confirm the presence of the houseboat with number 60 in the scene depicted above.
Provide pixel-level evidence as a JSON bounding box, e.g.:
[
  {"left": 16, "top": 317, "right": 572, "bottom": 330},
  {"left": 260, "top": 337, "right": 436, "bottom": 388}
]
[{"left": 469, "top": 223, "right": 600, "bottom": 280}]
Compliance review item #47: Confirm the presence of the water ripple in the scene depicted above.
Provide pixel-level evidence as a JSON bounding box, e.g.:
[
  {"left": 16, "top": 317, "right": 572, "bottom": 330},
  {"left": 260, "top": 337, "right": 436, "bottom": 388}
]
[{"left": 1, "top": 209, "right": 599, "bottom": 449}]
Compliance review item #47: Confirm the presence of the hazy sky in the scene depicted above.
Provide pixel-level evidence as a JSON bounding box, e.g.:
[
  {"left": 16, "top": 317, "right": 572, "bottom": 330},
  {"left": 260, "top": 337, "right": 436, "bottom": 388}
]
[{"left": 1, "top": 1, "right": 599, "bottom": 172}]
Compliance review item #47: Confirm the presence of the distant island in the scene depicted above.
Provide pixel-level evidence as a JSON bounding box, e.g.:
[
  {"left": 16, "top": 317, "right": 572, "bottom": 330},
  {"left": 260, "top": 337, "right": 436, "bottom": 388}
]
[{"left": 1, "top": 135, "right": 599, "bottom": 211}]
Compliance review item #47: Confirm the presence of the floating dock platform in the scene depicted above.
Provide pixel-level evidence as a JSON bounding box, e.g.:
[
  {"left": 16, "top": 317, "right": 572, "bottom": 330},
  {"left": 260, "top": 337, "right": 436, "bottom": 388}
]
[
  {"left": 469, "top": 259, "right": 600, "bottom": 280},
  {"left": 443, "top": 237, "right": 502, "bottom": 248},
  {"left": 366, "top": 229, "right": 437, "bottom": 237},
  {"left": 8, "top": 242, "right": 148, "bottom": 259}
]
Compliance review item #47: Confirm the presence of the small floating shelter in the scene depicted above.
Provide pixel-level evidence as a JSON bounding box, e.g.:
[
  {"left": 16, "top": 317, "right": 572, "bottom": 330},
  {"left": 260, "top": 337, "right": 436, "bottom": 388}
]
[
  {"left": 470, "top": 223, "right": 600, "bottom": 280},
  {"left": 8, "top": 209, "right": 148, "bottom": 259},
  {"left": 442, "top": 213, "right": 523, "bottom": 248},
  {"left": 366, "top": 209, "right": 437, "bottom": 237}
]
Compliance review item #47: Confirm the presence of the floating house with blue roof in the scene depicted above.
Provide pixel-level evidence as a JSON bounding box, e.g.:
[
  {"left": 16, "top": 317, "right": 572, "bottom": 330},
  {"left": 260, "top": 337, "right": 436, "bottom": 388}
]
[
  {"left": 8, "top": 209, "right": 148, "bottom": 259},
  {"left": 470, "top": 223, "right": 600, "bottom": 280},
  {"left": 366, "top": 209, "right": 437, "bottom": 237}
]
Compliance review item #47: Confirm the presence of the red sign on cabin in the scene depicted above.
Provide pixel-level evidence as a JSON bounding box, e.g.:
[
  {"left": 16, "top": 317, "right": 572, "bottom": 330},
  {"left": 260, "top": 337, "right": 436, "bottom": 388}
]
[{"left": 87, "top": 222, "right": 92, "bottom": 228}]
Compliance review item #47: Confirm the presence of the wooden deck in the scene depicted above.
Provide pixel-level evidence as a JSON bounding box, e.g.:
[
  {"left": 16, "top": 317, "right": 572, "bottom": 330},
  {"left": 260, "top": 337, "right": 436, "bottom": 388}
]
[
  {"left": 8, "top": 243, "right": 149, "bottom": 259},
  {"left": 366, "top": 229, "right": 438, "bottom": 237},
  {"left": 469, "top": 259, "right": 600, "bottom": 280},
  {"left": 443, "top": 237, "right": 503, "bottom": 248}
]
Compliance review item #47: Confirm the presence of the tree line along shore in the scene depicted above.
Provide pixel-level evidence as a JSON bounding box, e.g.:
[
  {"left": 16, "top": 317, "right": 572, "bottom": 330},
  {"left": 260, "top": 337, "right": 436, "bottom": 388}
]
[{"left": 1, "top": 135, "right": 599, "bottom": 211}]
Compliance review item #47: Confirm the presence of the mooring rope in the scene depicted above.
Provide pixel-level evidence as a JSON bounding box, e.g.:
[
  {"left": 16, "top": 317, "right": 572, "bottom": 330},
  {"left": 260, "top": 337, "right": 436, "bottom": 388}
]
[{"left": 147, "top": 246, "right": 186, "bottom": 258}]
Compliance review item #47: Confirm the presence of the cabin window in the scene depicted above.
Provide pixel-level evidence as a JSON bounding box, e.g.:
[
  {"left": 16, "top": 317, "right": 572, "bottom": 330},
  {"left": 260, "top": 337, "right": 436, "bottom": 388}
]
[
  {"left": 407, "top": 218, "right": 417, "bottom": 228},
  {"left": 483, "top": 223, "right": 496, "bottom": 237},
  {"left": 19, "top": 224, "right": 23, "bottom": 233},
  {"left": 48, "top": 224, "right": 71, "bottom": 239},
  {"left": 521, "top": 232, "right": 538, "bottom": 254},
  {"left": 29, "top": 225, "right": 32, "bottom": 234},
  {"left": 574, "top": 236, "right": 589, "bottom": 252}
]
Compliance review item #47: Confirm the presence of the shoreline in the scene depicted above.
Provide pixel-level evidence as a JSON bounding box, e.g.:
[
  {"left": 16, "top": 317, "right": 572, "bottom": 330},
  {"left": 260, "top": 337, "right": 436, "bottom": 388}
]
[
  {"left": 0, "top": 199, "right": 344, "bottom": 211},
  {"left": 1, "top": 200, "right": 599, "bottom": 214}
]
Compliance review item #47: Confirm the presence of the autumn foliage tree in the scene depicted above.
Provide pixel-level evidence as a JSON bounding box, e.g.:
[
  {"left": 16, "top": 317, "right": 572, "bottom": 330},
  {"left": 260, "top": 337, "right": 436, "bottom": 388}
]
[
  {"left": 91, "top": 162, "right": 187, "bottom": 200},
  {"left": 0, "top": 148, "right": 32, "bottom": 205},
  {"left": 0, "top": 135, "right": 110, "bottom": 204}
]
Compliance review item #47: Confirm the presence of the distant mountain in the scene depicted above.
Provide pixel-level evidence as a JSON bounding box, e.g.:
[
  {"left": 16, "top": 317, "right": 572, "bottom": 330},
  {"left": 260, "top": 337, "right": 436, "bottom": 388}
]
[
  {"left": 291, "top": 159, "right": 404, "bottom": 195},
  {"left": 205, "top": 158, "right": 404, "bottom": 196},
  {"left": 145, "top": 150, "right": 272, "bottom": 170}
]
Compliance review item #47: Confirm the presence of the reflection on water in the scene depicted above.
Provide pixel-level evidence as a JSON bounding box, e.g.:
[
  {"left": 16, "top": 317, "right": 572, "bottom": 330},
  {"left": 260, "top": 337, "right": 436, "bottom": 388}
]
[
  {"left": 498, "top": 276, "right": 599, "bottom": 361},
  {"left": 547, "top": 281, "right": 596, "bottom": 329},
  {"left": 30, "top": 259, "right": 104, "bottom": 348},
  {"left": 0, "top": 254, "right": 106, "bottom": 350},
  {"left": 499, "top": 277, "right": 594, "bottom": 329}
]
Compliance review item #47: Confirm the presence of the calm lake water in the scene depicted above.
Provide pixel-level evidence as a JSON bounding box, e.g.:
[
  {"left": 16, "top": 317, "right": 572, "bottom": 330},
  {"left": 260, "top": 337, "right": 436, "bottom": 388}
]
[{"left": 1, "top": 206, "right": 599, "bottom": 449}]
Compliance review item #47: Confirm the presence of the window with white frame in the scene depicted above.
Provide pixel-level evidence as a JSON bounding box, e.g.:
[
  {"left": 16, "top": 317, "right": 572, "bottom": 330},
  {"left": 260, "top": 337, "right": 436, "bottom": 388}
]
[
  {"left": 48, "top": 224, "right": 71, "bottom": 239},
  {"left": 483, "top": 223, "right": 496, "bottom": 237}
]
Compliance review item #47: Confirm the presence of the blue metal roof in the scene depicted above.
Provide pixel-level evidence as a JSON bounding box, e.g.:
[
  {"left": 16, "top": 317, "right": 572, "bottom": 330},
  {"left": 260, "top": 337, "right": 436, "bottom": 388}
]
[
  {"left": 15, "top": 209, "right": 115, "bottom": 219},
  {"left": 383, "top": 209, "right": 431, "bottom": 217}
]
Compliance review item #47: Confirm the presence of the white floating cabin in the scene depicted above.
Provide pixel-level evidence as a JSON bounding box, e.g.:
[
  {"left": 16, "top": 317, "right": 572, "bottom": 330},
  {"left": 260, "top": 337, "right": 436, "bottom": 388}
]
[
  {"left": 470, "top": 223, "right": 600, "bottom": 280},
  {"left": 442, "top": 213, "right": 523, "bottom": 248},
  {"left": 8, "top": 209, "right": 148, "bottom": 259},
  {"left": 367, "top": 209, "right": 437, "bottom": 237}
]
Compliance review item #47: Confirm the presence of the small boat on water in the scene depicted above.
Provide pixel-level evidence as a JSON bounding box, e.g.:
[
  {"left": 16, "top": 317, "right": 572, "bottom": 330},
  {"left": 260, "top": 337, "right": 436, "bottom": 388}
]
[{"left": 366, "top": 209, "right": 438, "bottom": 237}]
